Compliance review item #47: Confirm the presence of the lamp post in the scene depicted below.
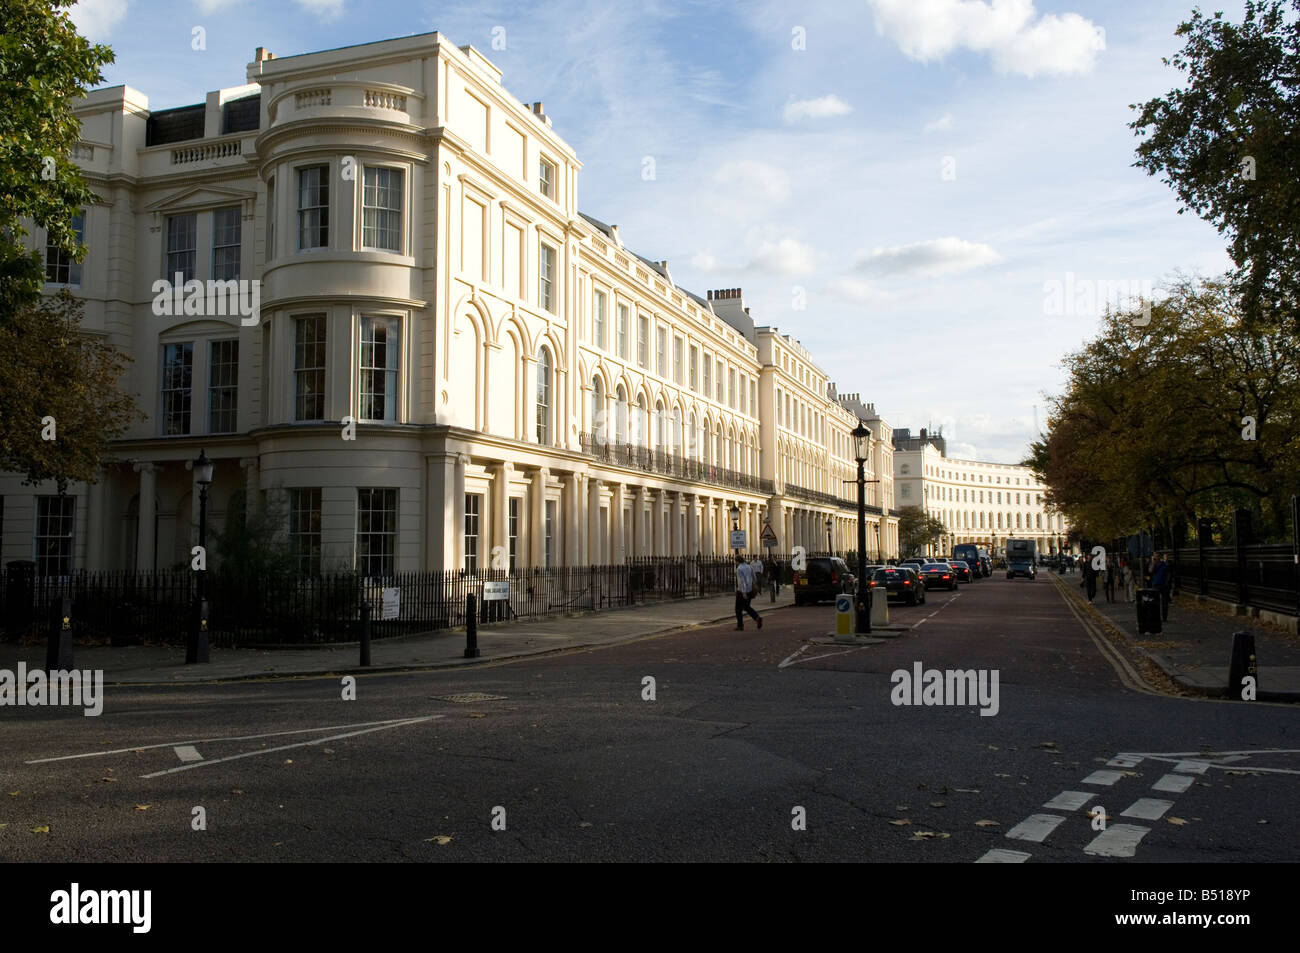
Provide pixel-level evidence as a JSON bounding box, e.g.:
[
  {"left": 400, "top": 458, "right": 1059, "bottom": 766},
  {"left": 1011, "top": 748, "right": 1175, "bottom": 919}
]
[
  {"left": 730, "top": 504, "right": 741, "bottom": 559},
  {"left": 851, "top": 421, "right": 872, "bottom": 634},
  {"left": 188, "top": 449, "right": 213, "bottom": 664},
  {"left": 826, "top": 516, "right": 833, "bottom": 555}
]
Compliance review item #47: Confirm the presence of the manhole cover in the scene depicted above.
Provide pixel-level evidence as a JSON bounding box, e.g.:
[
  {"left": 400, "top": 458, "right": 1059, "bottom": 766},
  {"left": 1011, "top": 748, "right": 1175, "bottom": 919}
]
[{"left": 431, "top": 693, "right": 507, "bottom": 703}]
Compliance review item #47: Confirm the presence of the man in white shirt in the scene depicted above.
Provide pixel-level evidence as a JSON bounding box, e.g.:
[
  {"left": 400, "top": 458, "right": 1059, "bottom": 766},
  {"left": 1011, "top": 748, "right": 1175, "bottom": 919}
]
[{"left": 735, "top": 554, "right": 762, "bottom": 631}]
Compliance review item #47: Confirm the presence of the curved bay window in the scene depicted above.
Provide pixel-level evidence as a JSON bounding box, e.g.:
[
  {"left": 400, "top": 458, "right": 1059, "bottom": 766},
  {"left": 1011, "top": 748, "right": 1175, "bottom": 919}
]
[{"left": 591, "top": 376, "right": 605, "bottom": 443}]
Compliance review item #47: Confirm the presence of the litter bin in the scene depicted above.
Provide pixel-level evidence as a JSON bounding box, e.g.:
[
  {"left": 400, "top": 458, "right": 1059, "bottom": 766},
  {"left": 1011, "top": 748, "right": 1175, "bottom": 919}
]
[{"left": 1136, "top": 588, "right": 1162, "bottom": 635}]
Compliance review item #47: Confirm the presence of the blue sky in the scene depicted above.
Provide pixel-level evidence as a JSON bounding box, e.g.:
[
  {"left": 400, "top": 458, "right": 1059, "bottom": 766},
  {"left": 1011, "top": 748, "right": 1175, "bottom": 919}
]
[{"left": 69, "top": 0, "right": 1239, "bottom": 463}]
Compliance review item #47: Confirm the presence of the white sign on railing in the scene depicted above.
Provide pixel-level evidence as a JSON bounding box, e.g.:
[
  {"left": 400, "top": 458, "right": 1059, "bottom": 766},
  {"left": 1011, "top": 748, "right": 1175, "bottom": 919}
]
[
  {"left": 483, "top": 580, "right": 509, "bottom": 602},
  {"left": 381, "top": 587, "right": 400, "bottom": 620}
]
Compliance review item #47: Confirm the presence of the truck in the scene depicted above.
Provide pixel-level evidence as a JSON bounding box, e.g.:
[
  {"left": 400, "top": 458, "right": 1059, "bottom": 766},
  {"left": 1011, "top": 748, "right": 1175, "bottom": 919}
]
[{"left": 1005, "top": 538, "right": 1037, "bottom": 580}]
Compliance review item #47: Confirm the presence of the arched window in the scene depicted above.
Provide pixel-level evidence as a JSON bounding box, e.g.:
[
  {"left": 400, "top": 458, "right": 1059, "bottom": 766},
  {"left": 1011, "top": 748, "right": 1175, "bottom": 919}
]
[
  {"left": 591, "top": 376, "right": 604, "bottom": 442},
  {"left": 536, "top": 347, "right": 552, "bottom": 444},
  {"left": 635, "top": 396, "right": 647, "bottom": 447},
  {"left": 616, "top": 385, "right": 628, "bottom": 443},
  {"left": 673, "top": 407, "right": 683, "bottom": 457},
  {"left": 654, "top": 401, "right": 665, "bottom": 452}
]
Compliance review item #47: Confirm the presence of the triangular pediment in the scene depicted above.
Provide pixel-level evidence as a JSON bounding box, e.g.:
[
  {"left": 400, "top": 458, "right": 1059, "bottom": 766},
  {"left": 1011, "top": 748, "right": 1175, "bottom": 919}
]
[{"left": 145, "top": 185, "right": 257, "bottom": 213}]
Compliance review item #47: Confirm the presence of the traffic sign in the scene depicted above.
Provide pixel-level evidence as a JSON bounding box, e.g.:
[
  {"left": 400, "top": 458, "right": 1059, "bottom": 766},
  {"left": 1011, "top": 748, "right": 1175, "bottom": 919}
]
[
  {"left": 729, "top": 529, "right": 747, "bottom": 550},
  {"left": 760, "top": 523, "right": 778, "bottom": 548}
]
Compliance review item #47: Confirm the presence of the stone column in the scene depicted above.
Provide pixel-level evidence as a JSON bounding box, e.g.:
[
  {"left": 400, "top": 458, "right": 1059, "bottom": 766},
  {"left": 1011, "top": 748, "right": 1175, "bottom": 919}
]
[
  {"left": 670, "top": 491, "right": 683, "bottom": 557},
  {"left": 612, "top": 483, "right": 625, "bottom": 564},
  {"left": 134, "top": 461, "right": 157, "bottom": 573},
  {"left": 587, "top": 476, "right": 602, "bottom": 565},
  {"left": 85, "top": 470, "right": 106, "bottom": 572},
  {"left": 687, "top": 493, "right": 699, "bottom": 556},
  {"left": 492, "top": 461, "right": 511, "bottom": 570},
  {"left": 531, "top": 467, "right": 549, "bottom": 567}
]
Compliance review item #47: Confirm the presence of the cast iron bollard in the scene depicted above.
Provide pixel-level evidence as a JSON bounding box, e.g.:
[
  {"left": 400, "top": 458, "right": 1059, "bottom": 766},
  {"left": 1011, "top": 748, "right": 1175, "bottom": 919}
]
[
  {"left": 359, "top": 601, "right": 372, "bottom": 666},
  {"left": 186, "top": 599, "right": 210, "bottom": 664},
  {"left": 46, "top": 595, "right": 73, "bottom": 671},
  {"left": 1227, "top": 630, "right": 1257, "bottom": 700},
  {"left": 464, "top": 593, "right": 480, "bottom": 658}
]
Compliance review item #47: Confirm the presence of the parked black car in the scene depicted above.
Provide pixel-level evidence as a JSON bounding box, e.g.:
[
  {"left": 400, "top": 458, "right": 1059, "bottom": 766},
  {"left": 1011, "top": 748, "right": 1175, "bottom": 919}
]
[
  {"left": 871, "top": 566, "right": 927, "bottom": 605},
  {"left": 793, "top": 556, "right": 855, "bottom": 606}
]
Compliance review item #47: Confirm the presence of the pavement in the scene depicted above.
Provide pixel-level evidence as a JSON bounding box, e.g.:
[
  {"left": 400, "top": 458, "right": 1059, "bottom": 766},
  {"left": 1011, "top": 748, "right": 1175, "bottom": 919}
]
[
  {"left": 1048, "top": 568, "right": 1300, "bottom": 701},
  {"left": 0, "top": 586, "right": 800, "bottom": 685}
]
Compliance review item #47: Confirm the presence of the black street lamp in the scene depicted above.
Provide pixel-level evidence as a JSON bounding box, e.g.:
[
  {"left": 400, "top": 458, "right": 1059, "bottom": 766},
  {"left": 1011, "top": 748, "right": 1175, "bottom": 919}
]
[
  {"left": 851, "top": 421, "right": 872, "bottom": 634},
  {"left": 826, "top": 516, "right": 833, "bottom": 555},
  {"left": 729, "top": 504, "right": 741, "bottom": 559},
  {"left": 188, "top": 449, "right": 213, "bottom": 664}
]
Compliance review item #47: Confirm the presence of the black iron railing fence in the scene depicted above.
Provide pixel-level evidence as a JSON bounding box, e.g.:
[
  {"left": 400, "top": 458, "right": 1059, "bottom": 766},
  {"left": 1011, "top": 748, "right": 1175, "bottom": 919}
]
[
  {"left": 1171, "top": 543, "right": 1299, "bottom": 617},
  {"left": 0, "top": 556, "right": 773, "bottom": 648}
]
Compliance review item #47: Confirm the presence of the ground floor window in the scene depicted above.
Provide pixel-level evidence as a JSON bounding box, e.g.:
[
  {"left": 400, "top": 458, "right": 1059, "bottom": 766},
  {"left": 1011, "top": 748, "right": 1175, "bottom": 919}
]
[
  {"left": 288, "top": 488, "right": 322, "bottom": 576},
  {"left": 508, "top": 497, "right": 520, "bottom": 572},
  {"left": 357, "top": 488, "right": 397, "bottom": 577},
  {"left": 35, "top": 496, "right": 75, "bottom": 576},
  {"left": 464, "top": 493, "right": 481, "bottom": 573},
  {"left": 544, "top": 500, "right": 556, "bottom": 568}
]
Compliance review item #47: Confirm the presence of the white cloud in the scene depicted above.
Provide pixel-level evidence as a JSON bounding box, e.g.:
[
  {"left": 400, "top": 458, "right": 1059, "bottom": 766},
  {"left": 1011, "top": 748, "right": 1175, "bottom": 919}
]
[
  {"left": 825, "top": 277, "right": 897, "bottom": 303},
  {"left": 750, "top": 238, "right": 816, "bottom": 276},
  {"left": 691, "top": 251, "right": 723, "bottom": 272},
  {"left": 854, "top": 237, "right": 1002, "bottom": 278},
  {"left": 866, "top": 0, "right": 1105, "bottom": 78},
  {"left": 782, "top": 94, "right": 852, "bottom": 123},
  {"left": 295, "top": 0, "right": 345, "bottom": 19},
  {"left": 713, "top": 160, "right": 791, "bottom": 204},
  {"left": 923, "top": 112, "right": 954, "bottom": 133},
  {"left": 196, "top": 0, "right": 241, "bottom": 12},
  {"left": 67, "top": 0, "right": 128, "bottom": 41}
]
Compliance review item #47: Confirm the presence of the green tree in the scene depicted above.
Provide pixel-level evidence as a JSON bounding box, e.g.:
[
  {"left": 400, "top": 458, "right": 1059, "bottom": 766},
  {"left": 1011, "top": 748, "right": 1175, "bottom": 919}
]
[
  {"left": 898, "top": 505, "right": 947, "bottom": 557},
  {"left": 0, "top": 0, "right": 114, "bottom": 315},
  {"left": 0, "top": 291, "right": 139, "bottom": 490},
  {"left": 1130, "top": 1, "right": 1300, "bottom": 327},
  {"left": 211, "top": 488, "right": 300, "bottom": 581}
]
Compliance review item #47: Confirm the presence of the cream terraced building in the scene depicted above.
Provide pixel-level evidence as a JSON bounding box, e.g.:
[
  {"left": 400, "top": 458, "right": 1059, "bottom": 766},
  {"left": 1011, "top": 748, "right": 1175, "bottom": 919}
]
[
  {"left": 891, "top": 429, "right": 1070, "bottom": 558},
  {"left": 3, "top": 32, "right": 898, "bottom": 577}
]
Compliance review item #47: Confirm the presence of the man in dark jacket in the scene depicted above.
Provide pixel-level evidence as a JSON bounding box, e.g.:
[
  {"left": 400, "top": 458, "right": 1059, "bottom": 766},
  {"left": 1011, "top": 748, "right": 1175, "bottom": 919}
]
[{"left": 1150, "top": 553, "right": 1173, "bottom": 621}]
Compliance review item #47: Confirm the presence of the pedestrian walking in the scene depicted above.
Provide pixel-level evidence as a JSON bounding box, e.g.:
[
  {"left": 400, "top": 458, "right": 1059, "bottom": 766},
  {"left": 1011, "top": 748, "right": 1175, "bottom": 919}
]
[
  {"left": 1150, "top": 553, "right": 1173, "bottom": 621},
  {"left": 735, "top": 554, "right": 762, "bottom": 630},
  {"left": 1082, "top": 556, "right": 1097, "bottom": 601},
  {"left": 1103, "top": 559, "right": 1115, "bottom": 603},
  {"left": 1119, "top": 557, "right": 1134, "bottom": 602}
]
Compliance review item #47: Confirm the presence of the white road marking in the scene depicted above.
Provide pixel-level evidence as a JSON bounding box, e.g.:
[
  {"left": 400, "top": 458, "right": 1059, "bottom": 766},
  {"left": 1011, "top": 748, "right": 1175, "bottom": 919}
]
[
  {"left": 139, "top": 716, "right": 440, "bottom": 778},
  {"left": 1151, "top": 773, "right": 1195, "bottom": 794},
  {"left": 1174, "top": 760, "right": 1209, "bottom": 774},
  {"left": 777, "top": 645, "right": 810, "bottom": 669},
  {"left": 1107, "top": 755, "right": 1143, "bottom": 767},
  {"left": 173, "top": 745, "right": 202, "bottom": 763},
  {"left": 976, "top": 849, "right": 1031, "bottom": 863},
  {"left": 1124, "top": 749, "right": 1300, "bottom": 775},
  {"left": 1084, "top": 824, "right": 1150, "bottom": 857},
  {"left": 1081, "top": 770, "right": 1125, "bottom": 786},
  {"left": 1043, "top": 791, "right": 1094, "bottom": 811},
  {"left": 1006, "top": 814, "right": 1067, "bottom": 843},
  {"left": 26, "top": 716, "right": 444, "bottom": 764},
  {"left": 1121, "top": 798, "right": 1174, "bottom": 820}
]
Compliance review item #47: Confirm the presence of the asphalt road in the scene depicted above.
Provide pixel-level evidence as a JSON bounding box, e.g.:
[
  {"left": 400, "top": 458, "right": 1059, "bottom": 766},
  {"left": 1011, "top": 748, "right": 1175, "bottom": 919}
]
[{"left": 3, "top": 574, "right": 1297, "bottom": 862}]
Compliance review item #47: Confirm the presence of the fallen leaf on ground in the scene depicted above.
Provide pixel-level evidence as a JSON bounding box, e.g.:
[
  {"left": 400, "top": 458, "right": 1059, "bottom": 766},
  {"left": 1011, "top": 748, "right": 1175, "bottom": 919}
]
[
  {"left": 987, "top": 745, "right": 999, "bottom": 750},
  {"left": 231, "top": 789, "right": 244, "bottom": 796},
  {"left": 1259, "top": 819, "right": 1269, "bottom": 824},
  {"left": 468, "top": 713, "right": 486, "bottom": 719},
  {"left": 930, "top": 801, "right": 945, "bottom": 808},
  {"left": 888, "top": 819, "right": 911, "bottom": 826},
  {"left": 1167, "top": 817, "right": 1188, "bottom": 825},
  {"left": 578, "top": 822, "right": 593, "bottom": 828},
  {"left": 953, "top": 788, "right": 981, "bottom": 794},
  {"left": 8, "top": 791, "right": 17, "bottom": 796},
  {"left": 912, "top": 831, "right": 937, "bottom": 839},
  {"left": 424, "top": 835, "right": 453, "bottom": 845},
  {"left": 994, "top": 773, "right": 1011, "bottom": 778},
  {"left": 975, "top": 819, "right": 1000, "bottom": 827},
  {"left": 284, "top": 759, "right": 293, "bottom": 764},
  {"left": 31, "top": 825, "right": 49, "bottom": 833},
  {"left": 135, "top": 805, "right": 150, "bottom": 811},
  {"left": 895, "top": 805, "right": 908, "bottom": 811},
  {"left": 100, "top": 777, "right": 116, "bottom": 783},
  {"left": 1037, "top": 742, "right": 1059, "bottom": 748}
]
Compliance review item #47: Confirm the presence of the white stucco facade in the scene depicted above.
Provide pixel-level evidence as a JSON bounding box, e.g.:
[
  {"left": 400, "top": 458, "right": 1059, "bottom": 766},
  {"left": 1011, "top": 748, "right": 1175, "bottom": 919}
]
[
  {"left": 4, "top": 32, "right": 901, "bottom": 576},
  {"left": 892, "top": 429, "right": 1070, "bottom": 557}
]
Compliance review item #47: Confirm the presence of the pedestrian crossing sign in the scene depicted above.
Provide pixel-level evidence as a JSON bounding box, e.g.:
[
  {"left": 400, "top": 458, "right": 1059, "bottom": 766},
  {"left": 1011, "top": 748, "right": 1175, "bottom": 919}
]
[{"left": 760, "top": 523, "right": 778, "bottom": 548}]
